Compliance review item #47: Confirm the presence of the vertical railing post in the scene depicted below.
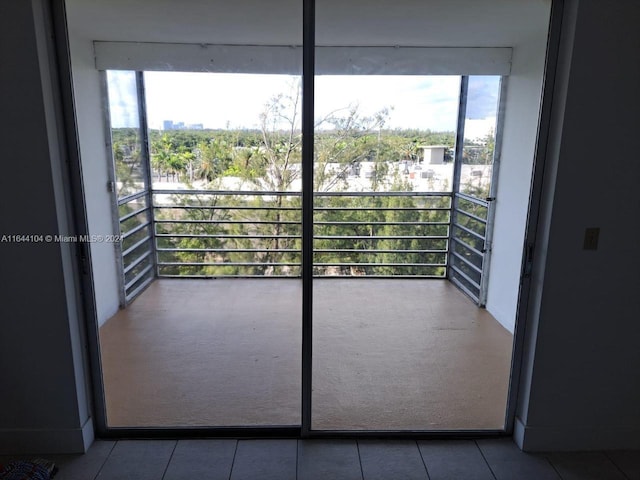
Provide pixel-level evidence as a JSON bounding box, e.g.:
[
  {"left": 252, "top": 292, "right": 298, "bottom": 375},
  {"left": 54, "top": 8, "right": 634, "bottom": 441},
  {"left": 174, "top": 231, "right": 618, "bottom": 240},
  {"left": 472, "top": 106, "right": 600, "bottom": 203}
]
[
  {"left": 136, "top": 72, "right": 158, "bottom": 279},
  {"left": 478, "top": 76, "right": 508, "bottom": 306},
  {"left": 447, "top": 76, "right": 468, "bottom": 281}
]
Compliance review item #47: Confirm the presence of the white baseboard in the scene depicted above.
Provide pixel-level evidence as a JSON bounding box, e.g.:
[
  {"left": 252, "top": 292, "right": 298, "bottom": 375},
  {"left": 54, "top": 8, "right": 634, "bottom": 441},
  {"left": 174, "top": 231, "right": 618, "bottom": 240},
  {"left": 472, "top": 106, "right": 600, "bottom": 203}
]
[
  {"left": 514, "top": 416, "right": 640, "bottom": 451},
  {"left": 0, "top": 417, "right": 94, "bottom": 455}
]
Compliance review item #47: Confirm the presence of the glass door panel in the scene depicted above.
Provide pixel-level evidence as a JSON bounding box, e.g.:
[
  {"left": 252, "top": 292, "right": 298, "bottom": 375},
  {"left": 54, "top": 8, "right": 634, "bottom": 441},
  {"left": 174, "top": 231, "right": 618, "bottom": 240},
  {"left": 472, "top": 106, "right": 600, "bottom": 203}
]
[
  {"left": 96, "top": 0, "right": 303, "bottom": 429},
  {"left": 311, "top": 0, "right": 511, "bottom": 431}
]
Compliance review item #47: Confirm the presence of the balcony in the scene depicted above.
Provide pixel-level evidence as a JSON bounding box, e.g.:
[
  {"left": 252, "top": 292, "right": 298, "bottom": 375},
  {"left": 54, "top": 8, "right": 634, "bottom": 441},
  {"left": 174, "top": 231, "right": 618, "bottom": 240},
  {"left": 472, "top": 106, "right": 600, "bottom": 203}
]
[
  {"left": 101, "top": 278, "right": 511, "bottom": 429},
  {"left": 99, "top": 188, "right": 512, "bottom": 430}
]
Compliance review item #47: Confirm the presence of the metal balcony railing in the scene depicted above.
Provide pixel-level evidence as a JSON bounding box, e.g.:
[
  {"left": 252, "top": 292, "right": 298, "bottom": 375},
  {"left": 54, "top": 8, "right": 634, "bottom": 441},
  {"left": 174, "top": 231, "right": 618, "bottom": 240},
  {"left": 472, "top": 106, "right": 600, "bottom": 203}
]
[
  {"left": 141, "top": 189, "right": 458, "bottom": 279},
  {"left": 313, "top": 191, "right": 451, "bottom": 278},
  {"left": 449, "top": 192, "right": 491, "bottom": 303},
  {"left": 117, "top": 190, "right": 155, "bottom": 302}
]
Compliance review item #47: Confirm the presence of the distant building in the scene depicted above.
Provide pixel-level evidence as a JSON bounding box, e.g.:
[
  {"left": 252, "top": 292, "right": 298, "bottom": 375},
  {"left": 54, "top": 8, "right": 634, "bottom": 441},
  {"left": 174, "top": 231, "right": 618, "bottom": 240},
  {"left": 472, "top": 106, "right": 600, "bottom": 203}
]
[
  {"left": 162, "top": 120, "right": 203, "bottom": 130},
  {"left": 419, "top": 145, "right": 448, "bottom": 165}
]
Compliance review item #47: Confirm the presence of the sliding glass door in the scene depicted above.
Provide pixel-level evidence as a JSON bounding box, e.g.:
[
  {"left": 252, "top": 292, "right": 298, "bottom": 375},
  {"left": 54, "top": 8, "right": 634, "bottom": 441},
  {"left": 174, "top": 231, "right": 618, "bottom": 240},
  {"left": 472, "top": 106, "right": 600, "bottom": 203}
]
[
  {"left": 66, "top": 0, "right": 552, "bottom": 434},
  {"left": 309, "top": 0, "right": 513, "bottom": 431},
  {"left": 96, "top": 0, "right": 304, "bottom": 429}
]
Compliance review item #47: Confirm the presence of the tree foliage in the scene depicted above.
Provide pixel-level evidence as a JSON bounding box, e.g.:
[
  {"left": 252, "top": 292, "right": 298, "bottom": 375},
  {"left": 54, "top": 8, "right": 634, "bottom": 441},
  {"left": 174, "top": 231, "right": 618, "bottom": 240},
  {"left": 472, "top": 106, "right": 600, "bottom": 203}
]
[{"left": 111, "top": 87, "right": 486, "bottom": 277}]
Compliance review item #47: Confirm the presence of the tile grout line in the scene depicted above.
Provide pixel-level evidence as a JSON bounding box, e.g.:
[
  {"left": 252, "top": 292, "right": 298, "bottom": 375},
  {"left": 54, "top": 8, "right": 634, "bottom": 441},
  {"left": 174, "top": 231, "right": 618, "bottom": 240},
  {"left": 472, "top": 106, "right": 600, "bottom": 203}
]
[
  {"left": 160, "top": 440, "right": 178, "bottom": 480},
  {"left": 544, "top": 454, "right": 565, "bottom": 480},
  {"left": 474, "top": 440, "right": 498, "bottom": 480},
  {"left": 227, "top": 439, "right": 239, "bottom": 480},
  {"left": 603, "top": 451, "right": 632, "bottom": 480},
  {"left": 415, "top": 440, "right": 432, "bottom": 480},
  {"left": 92, "top": 440, "right": 118, "bottom": 480},
  {"left": 295, "top": 439, "right": 299, "bottom": 480},
  {"left": 355, "top": 440, "right": 365, "bottom": 480}
]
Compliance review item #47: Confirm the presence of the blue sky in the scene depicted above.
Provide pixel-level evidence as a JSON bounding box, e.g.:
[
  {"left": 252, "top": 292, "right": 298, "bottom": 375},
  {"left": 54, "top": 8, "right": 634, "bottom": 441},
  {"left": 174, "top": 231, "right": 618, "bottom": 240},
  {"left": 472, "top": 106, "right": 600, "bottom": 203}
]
[{"left": 107, "top": 71, "right": 500, "bottom": 138}]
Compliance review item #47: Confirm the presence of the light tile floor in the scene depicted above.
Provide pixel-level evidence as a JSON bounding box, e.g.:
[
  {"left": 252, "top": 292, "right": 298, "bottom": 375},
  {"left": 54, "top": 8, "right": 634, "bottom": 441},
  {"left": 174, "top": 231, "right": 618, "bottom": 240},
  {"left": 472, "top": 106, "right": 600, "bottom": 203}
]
[{"left": 3, "top": 438, "right": 639, "bottom": 480}]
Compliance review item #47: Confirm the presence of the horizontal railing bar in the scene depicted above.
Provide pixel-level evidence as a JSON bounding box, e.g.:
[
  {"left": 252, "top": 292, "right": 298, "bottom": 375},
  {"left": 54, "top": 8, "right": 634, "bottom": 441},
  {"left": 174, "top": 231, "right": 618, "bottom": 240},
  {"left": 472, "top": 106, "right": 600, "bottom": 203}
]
[
  {"left": 315, "top": 249, "right": 447, "bottom": 254},
  {"left": 314, "top": 207, "right": 451, "bottom": 212},
  {"left": 153, "top": 189, "right": 452, "bottom": 198},
  {"left": 158, "top": 273, "right": 447, "bottom": 280},
  {"left": 155, "top": 233, "right": 301, "bottom": 239},
  {"left": 454, "top": 209, "right": 487, "bottom": 224},
  {"left": 314, "top": 235, "right": 449, "bottom": 240},
  {"left": 157, "top": 262, "right": 300, "bottom": 267},
  {"left": 455, "top": 192, "right": 489, "bottom": 207},
  {"left": 157, "top": 274, "right": 300, "bottom": 278},
  {"left": 449, "top": 264, "right": 481, "bottom": 290},
  {"left": 452, "top": 222, "right": 486, "bottom": 241},
  {"left": 451, "top": 236, "right": 484, "bottom": 257},
  {"left": 314, "top": 221, "right": 450, "bottom": 226},
  {"left": 156, "top": 248, "right": 447, "bottom": 255},
  {"left": 312, "top": 274, "right": 446, "bottom": 279},
  {"left": 157, "top": 248, "right": 301, "bottom": 253},
  {"left": 118, "top": 190, "right": 147, "bottom": 206},
  {"left": 155, "top": 206, "right": 450, "bottom": 212},
  {"left": 124, "top": 264, "right": 154, "bottom": 291},
  {"left": 122, "top": 235, "right": 152, "bottom": 257},
  {"left": 126, "top": 188, "right": 470, "bottom": 279},
  {"left": 449, "top": 276, "right": 480, "bottom": 303},
  {"left": 451, "top": 251, "right": 483, "bottom": 274},
  {"left": 119, "top": 205, "right": 149, "bottom": 223},
  {"left": 123, "top": 249, "right": 152, "bottom": 275},
  {"left": 155, "top": 219, "right": 300, "bottom": 225},
  {"left": 315, "top": 191, "right": 452, "bottom": 197},
  {"left": 121, "top": 220, "right": 151, "bottom": 239},
  {"left": 153, "top": 189, "right": 302, "bottom": 196},
  {"left": 124, "top": 274, "right": 154, "bottom": 303},
  {"left": 314, "top": 262, "right": 448, "bottom": 267},
  {"left": 155, "top": 205, "right": 449, "bottom": 212},
  {"left": 154, "top": 205, "right": 300, "bottom": 211}
]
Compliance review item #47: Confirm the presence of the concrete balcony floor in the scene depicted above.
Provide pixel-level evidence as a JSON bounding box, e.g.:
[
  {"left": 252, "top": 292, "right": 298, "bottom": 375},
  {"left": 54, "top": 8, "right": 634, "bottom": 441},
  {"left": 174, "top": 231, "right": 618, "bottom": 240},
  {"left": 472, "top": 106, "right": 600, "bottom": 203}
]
[{"left": 99, "top": 278, "right": 513, "bottom": 430}]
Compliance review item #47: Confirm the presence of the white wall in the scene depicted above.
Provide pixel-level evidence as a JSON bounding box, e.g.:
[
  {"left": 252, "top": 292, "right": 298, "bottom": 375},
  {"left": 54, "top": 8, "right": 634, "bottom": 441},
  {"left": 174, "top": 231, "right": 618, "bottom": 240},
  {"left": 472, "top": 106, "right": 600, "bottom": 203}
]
[
  {"left": 516, "top": 0, "right": 640, "bottom": 451},
  {"left": 0, "top": 0, "right": 93, "bottom": 454},
  {"left": 484, "top": 14, "right": 551, "bottom": 332},
  {"left": 67, "top": 31, "right": 120, "bottom": 326}
]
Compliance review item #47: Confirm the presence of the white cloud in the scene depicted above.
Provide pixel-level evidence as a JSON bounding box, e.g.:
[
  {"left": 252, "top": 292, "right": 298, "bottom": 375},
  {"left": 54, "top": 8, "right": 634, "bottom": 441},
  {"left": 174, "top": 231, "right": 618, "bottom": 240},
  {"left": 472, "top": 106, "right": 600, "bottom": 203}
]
[
  {"left": 144, "top": 72, "right": 297, "bottom": 130},
  {"left": 464, "top": 118, "right": 496, "bottom": 141},
  {"left": 113, "top": 72, "right": 498, "bottom": 135},
  {"left": 106, "top": 71, "right": 140, "bottom": 128},
  {"left": 315, "top": 75, "right": 461, "bottom": 131},
  {"left": 142, "top": 72, "right": 463, "bottom": 132}
]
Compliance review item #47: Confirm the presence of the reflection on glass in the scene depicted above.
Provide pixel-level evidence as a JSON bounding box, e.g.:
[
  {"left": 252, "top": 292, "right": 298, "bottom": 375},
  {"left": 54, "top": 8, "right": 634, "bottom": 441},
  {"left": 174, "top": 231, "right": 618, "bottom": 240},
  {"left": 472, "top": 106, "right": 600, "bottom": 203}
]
[
  {"left": 460, "top": 76, "right": 501, "bottom": 198},
  {"left": 106, "top": 70, "right": 154, "bottom": 300},
  {"left": 106, "top": 70, "right": 145, "bottom": 198}
]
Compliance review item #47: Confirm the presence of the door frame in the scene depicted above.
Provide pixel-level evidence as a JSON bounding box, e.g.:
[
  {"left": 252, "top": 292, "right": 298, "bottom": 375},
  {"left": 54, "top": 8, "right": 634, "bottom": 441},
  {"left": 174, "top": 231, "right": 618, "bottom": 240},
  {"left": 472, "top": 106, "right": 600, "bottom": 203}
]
[{"left": 51, "top": 0, "right": 565, "bottom": 439}]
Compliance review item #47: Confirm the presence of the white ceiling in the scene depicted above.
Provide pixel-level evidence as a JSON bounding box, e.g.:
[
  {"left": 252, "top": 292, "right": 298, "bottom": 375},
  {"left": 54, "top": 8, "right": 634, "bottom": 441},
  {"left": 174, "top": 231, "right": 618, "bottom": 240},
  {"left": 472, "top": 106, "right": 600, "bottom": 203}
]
[{"left": 65, "top": 0, "right": 551, "bottom": 47}]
